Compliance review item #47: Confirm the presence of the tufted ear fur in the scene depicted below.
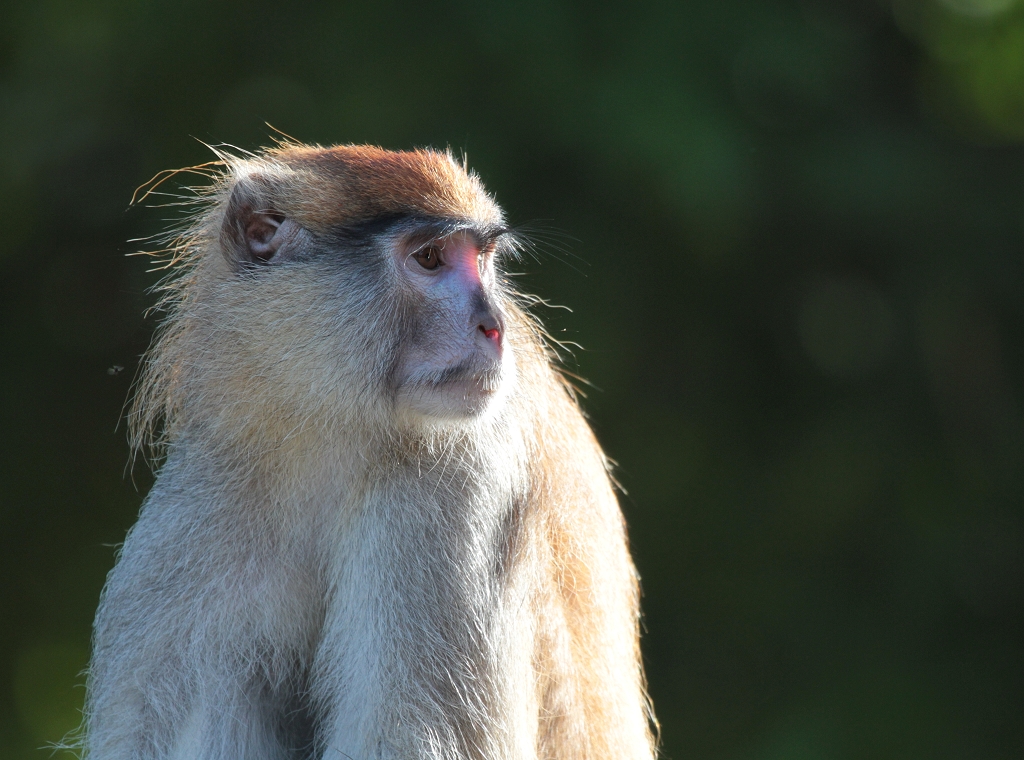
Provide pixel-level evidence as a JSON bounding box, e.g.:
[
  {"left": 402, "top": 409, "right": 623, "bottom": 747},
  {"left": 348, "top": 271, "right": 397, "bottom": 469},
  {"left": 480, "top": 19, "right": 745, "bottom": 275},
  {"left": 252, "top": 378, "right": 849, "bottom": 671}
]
[{"left": 220, "top": 174, "right": 297, "bottom": 267}]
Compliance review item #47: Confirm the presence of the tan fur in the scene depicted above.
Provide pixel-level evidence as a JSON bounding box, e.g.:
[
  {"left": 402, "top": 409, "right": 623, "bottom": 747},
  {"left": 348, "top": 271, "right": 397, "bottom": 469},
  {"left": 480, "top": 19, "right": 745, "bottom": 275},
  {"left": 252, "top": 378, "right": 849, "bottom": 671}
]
[
  {"left": 88, "top": 143, "right": 655, "bottom": 760},
  {"left": 519, "top": 350, "right": 654, "bottom": 760}
]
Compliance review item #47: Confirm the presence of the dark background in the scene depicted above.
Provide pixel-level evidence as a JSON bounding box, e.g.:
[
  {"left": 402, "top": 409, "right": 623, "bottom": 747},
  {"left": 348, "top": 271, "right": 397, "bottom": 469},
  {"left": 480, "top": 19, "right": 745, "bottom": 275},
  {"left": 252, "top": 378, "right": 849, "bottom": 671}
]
[{"left": 2, "top": 1, "right": 1022, "bottom": 758}]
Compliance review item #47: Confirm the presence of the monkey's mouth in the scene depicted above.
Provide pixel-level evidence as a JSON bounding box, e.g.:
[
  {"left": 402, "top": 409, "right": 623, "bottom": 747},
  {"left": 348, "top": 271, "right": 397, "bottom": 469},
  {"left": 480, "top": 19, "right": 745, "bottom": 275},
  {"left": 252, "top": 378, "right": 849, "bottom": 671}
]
[
  {"left": 422, "top": 360, "right": 504, "bottom": 393},
  {"left": 395, "top": 356, "right": 508, "bottom": 422}
]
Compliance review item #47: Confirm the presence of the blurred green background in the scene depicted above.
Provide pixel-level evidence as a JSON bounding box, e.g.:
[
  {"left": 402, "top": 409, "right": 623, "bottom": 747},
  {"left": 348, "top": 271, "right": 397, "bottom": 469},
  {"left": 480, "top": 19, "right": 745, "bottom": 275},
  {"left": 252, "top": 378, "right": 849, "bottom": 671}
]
[{"left": 2, "top": 0, "right": 1022, "bottom": 757}]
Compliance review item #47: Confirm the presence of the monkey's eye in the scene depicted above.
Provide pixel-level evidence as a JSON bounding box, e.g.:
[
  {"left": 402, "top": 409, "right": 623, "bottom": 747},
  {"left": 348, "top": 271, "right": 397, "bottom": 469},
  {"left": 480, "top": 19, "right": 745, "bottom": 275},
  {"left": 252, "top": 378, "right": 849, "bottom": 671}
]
[{"left": 413, "top": 245, "right": 442, "bottom": 270}]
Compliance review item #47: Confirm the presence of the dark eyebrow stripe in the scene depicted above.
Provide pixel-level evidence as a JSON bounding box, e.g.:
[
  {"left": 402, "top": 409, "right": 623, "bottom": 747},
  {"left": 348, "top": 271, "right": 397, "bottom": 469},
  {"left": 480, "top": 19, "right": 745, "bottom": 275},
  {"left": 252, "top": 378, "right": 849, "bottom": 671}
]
[
  {"left": 481, "top": 225, "right": 514, "bottom": 244},
  {"left": 331, "top": 212, "right": 411, "bottom": 243},
  {"left": 334, "top": 214, "right": 512, "bottom": 248}
]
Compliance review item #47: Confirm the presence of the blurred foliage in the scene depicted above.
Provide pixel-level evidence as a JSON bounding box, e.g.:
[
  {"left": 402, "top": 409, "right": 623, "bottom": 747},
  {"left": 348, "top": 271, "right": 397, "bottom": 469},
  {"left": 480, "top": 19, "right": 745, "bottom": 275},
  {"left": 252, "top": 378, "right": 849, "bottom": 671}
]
[{"left": 1, "top": 0, "right": 1022, "bottom": 758}]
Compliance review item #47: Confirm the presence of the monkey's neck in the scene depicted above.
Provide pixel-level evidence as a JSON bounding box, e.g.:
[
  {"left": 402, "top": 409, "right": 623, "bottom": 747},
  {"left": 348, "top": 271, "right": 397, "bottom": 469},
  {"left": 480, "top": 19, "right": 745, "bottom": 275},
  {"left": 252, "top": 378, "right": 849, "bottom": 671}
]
[{"left": 310, "top": 421, "right": 532, "bottom": 759}]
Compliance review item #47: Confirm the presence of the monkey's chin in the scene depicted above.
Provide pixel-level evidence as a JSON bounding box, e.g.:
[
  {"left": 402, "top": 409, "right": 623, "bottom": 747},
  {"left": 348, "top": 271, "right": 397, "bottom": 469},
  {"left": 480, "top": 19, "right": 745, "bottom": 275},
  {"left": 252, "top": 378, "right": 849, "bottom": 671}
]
[{"left": 395, "top": 363, "right": 512, "bottom": 427}]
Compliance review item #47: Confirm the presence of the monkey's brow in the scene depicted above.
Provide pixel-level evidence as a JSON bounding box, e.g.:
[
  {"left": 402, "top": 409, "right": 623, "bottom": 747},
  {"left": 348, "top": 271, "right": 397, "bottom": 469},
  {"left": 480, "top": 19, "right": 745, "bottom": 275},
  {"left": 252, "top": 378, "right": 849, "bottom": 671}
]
[
  {"left": 407, "top": 218, "right": 512, "bottom": 245},
  {"left": 333, "top": 215, "right": 510, "bottom": 247},
  {"left": 480, "top": 225, "right": 516, "bottom": 244},
  {"left": 365, "top": 216, "right": 513, "bottom": 248}
]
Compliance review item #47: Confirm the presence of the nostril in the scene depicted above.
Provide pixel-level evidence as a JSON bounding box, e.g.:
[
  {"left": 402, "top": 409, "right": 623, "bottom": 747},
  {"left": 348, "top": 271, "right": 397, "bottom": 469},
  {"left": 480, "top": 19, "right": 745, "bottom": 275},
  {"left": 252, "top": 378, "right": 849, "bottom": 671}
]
[{"left": 479, "top": 324, "right": 501, "bottom": 344}]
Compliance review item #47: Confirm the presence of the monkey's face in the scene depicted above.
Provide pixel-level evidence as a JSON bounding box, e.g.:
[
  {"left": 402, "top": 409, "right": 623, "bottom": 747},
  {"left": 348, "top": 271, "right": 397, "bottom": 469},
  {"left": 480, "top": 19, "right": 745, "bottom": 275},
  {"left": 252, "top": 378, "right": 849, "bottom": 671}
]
[
  {"left": 211, "top": 166, "right": 516, "bottom": 436},
  {"left": 387, "top": 227, "right": 515, "bottom": 424}
]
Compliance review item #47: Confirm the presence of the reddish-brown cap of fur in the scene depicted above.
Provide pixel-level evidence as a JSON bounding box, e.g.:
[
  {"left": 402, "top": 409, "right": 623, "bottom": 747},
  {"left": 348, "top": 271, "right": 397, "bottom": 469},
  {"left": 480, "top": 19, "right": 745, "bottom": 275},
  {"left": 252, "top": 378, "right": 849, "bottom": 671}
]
[{"left": 259, "top": 144, "right": 504, "bottom": 231}]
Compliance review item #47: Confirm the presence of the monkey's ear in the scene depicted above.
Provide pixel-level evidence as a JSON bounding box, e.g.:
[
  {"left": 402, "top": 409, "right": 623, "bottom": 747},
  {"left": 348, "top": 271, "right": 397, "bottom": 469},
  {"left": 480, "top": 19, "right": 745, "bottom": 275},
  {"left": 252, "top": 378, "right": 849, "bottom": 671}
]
[{"left": 220, "top": 175, "right": 293, "bottom": 267}]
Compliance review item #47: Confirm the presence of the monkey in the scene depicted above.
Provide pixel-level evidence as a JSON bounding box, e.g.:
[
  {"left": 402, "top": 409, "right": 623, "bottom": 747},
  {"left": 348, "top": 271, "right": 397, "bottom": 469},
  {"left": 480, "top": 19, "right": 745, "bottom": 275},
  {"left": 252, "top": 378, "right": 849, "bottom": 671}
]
[{"left": 83, "top": 143, "right": 656, "bottom": 760}]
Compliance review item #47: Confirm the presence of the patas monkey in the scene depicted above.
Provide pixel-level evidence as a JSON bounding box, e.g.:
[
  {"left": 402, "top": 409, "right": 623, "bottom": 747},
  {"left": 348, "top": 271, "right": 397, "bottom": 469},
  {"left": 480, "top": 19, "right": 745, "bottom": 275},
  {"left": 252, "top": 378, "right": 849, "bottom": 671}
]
[{"left": 84, "top": 144, "right": 655, "bottom": 760}]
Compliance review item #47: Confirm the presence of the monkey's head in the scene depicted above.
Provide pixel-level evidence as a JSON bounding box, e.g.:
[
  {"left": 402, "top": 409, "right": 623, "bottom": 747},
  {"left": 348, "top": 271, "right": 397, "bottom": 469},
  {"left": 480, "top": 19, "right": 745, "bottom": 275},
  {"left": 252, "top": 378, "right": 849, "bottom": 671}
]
[{"left": 138, "top": 145, "right": 525, "bottom": 452}]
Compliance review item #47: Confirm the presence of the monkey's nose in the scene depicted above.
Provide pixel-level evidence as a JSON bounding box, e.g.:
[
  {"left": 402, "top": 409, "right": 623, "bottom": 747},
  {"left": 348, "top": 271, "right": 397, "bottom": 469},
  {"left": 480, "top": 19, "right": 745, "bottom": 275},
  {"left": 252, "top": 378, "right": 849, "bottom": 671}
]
[{"left": 477, "top": 312, "right": 502, "bottom": 348}]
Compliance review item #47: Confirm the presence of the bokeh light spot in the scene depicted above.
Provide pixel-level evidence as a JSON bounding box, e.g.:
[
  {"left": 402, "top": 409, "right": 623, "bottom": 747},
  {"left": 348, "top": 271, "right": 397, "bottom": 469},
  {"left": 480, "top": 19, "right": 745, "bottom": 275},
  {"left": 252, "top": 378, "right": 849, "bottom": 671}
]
[{"left": 938, "top": 0, "right": 1017, "bottom": 18}]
